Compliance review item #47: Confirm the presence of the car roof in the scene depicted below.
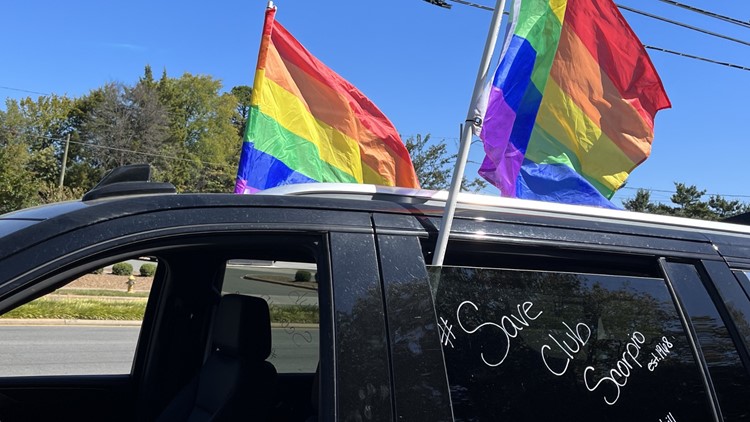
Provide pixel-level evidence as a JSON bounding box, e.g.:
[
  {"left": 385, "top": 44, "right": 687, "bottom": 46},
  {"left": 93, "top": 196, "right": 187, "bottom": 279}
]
[
  {"left": 4, "top": 182, "right": 750, "bottom": 237},
  {"left": 260, "top": 183, "right": 750, "bottom": 237}
]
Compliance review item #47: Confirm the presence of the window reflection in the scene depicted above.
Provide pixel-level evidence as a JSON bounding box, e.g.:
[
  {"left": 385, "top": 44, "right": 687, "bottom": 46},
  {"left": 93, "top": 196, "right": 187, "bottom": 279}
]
[
  {"left": 667, "top": 262, "right": 750, "bottom": 421},
  {"left": 430, "top": 266, "right": 712, "bottom": 422}
]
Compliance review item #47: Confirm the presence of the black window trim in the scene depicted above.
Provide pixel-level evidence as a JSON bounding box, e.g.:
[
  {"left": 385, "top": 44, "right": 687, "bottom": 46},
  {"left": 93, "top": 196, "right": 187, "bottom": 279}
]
[{"left": 658, "top": 258, "right": 722, "bottom": 422}]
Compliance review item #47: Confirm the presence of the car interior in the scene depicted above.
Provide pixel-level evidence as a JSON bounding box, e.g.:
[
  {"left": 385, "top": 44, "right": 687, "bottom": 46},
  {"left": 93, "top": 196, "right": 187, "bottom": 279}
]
[{"left": 0, "top": 233, "right": 327, "bottom": 422}]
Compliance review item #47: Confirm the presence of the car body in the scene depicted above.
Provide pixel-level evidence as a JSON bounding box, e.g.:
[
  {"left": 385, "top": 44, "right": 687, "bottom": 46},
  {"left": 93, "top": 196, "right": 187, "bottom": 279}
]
[{"left": 0, "top": 167, "right": 749, "bottom": 421}]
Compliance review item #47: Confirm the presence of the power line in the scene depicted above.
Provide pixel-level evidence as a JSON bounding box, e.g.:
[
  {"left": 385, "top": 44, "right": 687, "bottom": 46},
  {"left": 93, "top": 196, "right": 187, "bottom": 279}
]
[
  {"left": 67, "top": 139, "right": 233, "bottom": 169},
  {"left": 27, "top": 134, "right": 233, "bottom": 169},
  {"left": 617, "top": 4, "right": 750, "bottom": 48},
  {"left": 0, "top": 85, "right": 50, "bottom": 96},
  {"left": 643, "top": 45, "right": 750, "bottom": 71},
  {"left": 441, "top": 0, "right": 750, "bottom": 72},
  {"left": 445, "top": 0, "right": 750, "bottom": 49},
  {"left": 448, "top": 0, "right": 495, "bottom": 12},
  {"left": 618, "top": 185, "right": 750, "bottom": 200},
  {"left": 406, "top": 135, "right": 750, "bottom": 200},
  {"left": 655, "top": 0, "right": 750, "bottom": 30}
]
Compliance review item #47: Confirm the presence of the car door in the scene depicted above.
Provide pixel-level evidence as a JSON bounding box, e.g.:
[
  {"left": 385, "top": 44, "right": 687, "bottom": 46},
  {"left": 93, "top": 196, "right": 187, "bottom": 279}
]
[
  {"left": 0, "top": 199, "right": 386, "bottom": 421},
  {"left": 374, "top": 209, "right": 750, "bottom": 421}
]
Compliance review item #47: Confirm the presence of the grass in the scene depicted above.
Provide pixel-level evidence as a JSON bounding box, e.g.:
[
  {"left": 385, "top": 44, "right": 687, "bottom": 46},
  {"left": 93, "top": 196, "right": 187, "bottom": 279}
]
[
  {"left": 1, "top": 297, "right": 145, "bottom": 321},
  {"left": 270, "top": 304, "right": 319, "bottom": 324},
  {"left": 54, "top": 289, "right": 150, "bottom": 298},
  {"left": 1, "top": 296, "right": 319, "bottom": 324}
]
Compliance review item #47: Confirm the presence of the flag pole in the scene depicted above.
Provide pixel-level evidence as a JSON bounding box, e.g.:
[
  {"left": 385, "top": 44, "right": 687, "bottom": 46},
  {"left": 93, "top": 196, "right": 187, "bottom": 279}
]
[{"left": 431, "top": 0, "right": 508, "bottom": 266}]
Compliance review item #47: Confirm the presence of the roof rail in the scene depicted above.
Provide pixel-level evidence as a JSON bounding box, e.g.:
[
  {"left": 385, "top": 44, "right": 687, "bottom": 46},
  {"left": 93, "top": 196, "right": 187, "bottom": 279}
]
[
  {"left": 258, "top": 183, "right": 449, "bottom": 204},
  {"left": 82, "top": 164, "right": 176, "bottom": 201},
  {"left": 259, "top": 183, "right": 750, "bottom": 235}
]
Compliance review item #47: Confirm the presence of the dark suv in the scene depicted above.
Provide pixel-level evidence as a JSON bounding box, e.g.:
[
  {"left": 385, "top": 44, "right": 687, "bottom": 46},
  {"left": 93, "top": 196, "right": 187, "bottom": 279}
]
[{"left": 0, "top": 165, "right": 749, "bottom": 421}]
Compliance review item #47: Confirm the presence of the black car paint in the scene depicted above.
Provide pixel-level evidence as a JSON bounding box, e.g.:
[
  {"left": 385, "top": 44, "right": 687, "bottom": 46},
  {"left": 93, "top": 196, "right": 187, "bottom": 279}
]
[{"left": 0, "top": 192, "right": 748, "bottom": 421}]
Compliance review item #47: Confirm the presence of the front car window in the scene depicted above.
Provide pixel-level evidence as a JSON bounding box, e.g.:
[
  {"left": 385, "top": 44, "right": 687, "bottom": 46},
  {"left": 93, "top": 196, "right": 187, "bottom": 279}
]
[{"left": 0, "top": 258, "right": 156, "bottom": 377}]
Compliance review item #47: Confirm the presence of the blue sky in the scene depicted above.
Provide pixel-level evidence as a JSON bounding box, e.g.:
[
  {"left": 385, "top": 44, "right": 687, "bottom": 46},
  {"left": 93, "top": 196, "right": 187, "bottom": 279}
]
[{"left": 1, "top": 0, "right": 749, "bottom": 205}]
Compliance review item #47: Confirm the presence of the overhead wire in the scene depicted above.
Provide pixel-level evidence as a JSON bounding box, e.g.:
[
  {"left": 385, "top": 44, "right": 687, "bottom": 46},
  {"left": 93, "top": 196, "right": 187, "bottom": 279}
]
[
  {"left": 23, "top": 134, "right": 233, "bottom": 169},
  {"left": 5, "top": 2, "right": 750, "bottom": 100},
  {"left": 442, "top": 0, "right": 750, "bottom": 72},
  {"left": 0, "top": 85, "right": 51, "bottom": 96},
  {"left": 642, "top": 45, "right": 750, "bottom": 71},
  {"left": 3, "top": 3, "right": 750, "bottom": 199},
  {"left": 654, "top": 0, "right": 750, "bottom": 30},
  {"left": 447, "top": 0, "right": 496, "bottom": 12},
  {"left": 408, "top": 134, "right": 750, "bottom": 200},
  {"left": 617, "top": 4, "right": 750, "bottom": 48}
]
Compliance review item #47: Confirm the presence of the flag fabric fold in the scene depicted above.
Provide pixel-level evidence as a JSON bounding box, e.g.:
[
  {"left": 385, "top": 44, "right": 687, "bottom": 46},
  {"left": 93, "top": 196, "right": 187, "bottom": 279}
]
[
  {"left": 477, "top": 0, "right": 671, "bottom": 208},
  {"left": 235, "top": 7, "right": 419, "bottom": 194}
]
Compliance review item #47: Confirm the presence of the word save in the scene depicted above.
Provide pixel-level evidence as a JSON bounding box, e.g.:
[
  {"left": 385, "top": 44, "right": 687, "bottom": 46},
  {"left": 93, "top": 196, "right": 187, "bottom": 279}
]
[{"left": 456, "top": 300, "right": 543, "bottom": 367}]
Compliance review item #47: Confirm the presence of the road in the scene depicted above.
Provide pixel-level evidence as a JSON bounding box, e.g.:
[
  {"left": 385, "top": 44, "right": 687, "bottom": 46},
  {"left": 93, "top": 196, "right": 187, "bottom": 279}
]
[
  {"left": 0, "top": 326, "right": 319, "bottom": 377},
  {"left": 222, "top": 267, "right": 318, "bottom": 306}
]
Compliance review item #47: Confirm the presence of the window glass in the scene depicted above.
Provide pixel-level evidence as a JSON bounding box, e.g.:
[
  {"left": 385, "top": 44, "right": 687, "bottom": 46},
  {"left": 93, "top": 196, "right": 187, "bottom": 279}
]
[
  {"left": 669, "top": 263, "right": 750, "bottom": 421},
  {"left": 0, "top": 258, "right": 155, "bottom": 376},
  {"left": 737, "top": 271, "right": 750, "bottom": 300},
  {"left": 429, "top": 266, "right": 712, "bottom": 422},
  {"left": 221, "top": 259, "right": 319, "bottom": 373}
]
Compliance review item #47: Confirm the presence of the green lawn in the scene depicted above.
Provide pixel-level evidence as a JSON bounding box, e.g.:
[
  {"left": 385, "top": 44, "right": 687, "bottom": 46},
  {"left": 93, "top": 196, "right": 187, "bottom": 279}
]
[
  {"left": 1, "top": 297, "right": 146, "bottom": 320},
  {"left": 55, "top": 289, "right": 150, "bottom": 298},
  {"left": 1, "top": 295, "right": 319, "bottom": 324}
]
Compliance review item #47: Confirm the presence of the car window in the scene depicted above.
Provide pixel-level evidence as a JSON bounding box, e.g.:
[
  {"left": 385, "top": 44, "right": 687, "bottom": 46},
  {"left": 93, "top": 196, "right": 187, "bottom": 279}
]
[
  {"left": 735, "top": 270, "right": 750, "bottom": 301},
  {"left": 0, "top": 258, "right": 156, "bottom": 377},
  {"left": 668, "top": 262, "right": 750, "bottom": 422},
  {"left": 221, "top": 259, "right": 319, "bottom": 373},
  {"left": 429, "top": 265, "right": 713, "bottom": 422}
]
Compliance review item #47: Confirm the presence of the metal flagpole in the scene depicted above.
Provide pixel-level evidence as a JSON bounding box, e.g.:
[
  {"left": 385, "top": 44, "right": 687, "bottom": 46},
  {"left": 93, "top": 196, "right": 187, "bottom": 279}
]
[{"left": 431, "top": 0, "right": 508, "bottom": 266}]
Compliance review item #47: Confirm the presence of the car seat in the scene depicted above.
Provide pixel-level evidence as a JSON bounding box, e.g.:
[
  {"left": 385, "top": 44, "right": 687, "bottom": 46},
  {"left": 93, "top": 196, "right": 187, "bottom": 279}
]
[{"left": 157, "top": 294, "right": 277, "bottom": 421}]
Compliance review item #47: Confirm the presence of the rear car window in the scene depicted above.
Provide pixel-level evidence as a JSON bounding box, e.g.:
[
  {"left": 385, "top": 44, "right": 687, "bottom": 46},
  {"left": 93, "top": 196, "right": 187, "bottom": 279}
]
[{"left": 429, "top": 266, "right": 713, "bottom": 421}]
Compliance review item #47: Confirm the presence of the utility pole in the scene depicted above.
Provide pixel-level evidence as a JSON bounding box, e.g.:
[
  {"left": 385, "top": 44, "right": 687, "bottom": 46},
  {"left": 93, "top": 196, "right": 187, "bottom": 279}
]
[{"left": 58, "top": 133, "right": 71, "bottom": 188}]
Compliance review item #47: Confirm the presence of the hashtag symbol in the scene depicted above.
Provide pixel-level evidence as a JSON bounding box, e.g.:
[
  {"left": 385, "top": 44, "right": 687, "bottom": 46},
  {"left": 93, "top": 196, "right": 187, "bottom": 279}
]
[{"left": 438, "top": 317, "right": 456, "bottom": 348}]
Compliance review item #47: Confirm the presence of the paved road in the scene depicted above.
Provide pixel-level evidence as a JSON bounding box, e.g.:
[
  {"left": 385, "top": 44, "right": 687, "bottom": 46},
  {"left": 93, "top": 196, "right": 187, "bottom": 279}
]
[
  {"left": 0, "top": 326, "right": 319, "bottom": 377},
  {"left": 223, "top": 267, "right": 318, "bottom": 306}
]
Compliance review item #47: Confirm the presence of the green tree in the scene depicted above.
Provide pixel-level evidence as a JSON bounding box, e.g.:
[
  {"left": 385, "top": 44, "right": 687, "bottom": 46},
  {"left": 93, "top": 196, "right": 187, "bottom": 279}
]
[
  {"left": 621, "top": 188, "right": 655, "bottom": 213},
  {"left": 230, "top": 85, "right": 253, "bottom": 138},
  {"left": 0, "top": 96, "right": 77, "bottom": 213},
  {"left": 80, "top": 81, "right": 168, "bottom": 171},
  {"left": 405, "top": 133, "right": 486, "bottom": 192},
  {"left": 157, "top": 72, "right": 239, "bottom": 192},
  {"left": 0, "top": 141, "right": 37, "bottom": 214},
  {"left": 622, "top": 182, "right": 749, "bottom": 221},
  {"left": 63, "top": 91, "right": 107, "bottom": 189},
  {"left": 707, "top": 195, "right": 750, "bottom": 219},
  {"left": 140, "top": 64, "right": 157, "bottom": 91}
]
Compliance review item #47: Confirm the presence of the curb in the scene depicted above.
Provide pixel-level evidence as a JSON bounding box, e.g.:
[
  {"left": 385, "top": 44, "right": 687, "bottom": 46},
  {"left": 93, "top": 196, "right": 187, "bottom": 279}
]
[{"left": 0, "top": 318, "right": 142, "bottom": 327}]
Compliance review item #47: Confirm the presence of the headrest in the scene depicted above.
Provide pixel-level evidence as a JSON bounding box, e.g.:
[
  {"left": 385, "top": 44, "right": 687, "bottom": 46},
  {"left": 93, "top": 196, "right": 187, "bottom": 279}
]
[{"left": 212, "top": 294, "right": 272, "bottom": 361}]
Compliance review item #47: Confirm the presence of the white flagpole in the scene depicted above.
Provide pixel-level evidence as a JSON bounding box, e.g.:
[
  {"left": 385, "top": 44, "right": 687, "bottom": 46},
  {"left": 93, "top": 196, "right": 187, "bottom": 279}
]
[{"left": 431, "top": 0, "right": 508, "bottom": 266}]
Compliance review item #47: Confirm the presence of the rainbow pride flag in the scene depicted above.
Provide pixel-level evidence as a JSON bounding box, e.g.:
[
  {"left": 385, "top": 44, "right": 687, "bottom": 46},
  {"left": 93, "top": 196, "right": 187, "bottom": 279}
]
[
  {"left": 235, "top": 7, "right": 419, "bottom": 194},
  {"left": 477, "top": 0, "right": 670, "bottom": 208}
]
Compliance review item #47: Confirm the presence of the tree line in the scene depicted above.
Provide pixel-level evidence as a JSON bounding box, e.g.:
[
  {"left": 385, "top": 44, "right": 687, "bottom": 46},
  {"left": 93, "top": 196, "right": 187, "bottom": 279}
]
[
  {"left": 1, "top": 65, "right": 252, "bottom": 214},
  {"left": 1, "top": 65, "right": 747, "bottom": 222}
]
